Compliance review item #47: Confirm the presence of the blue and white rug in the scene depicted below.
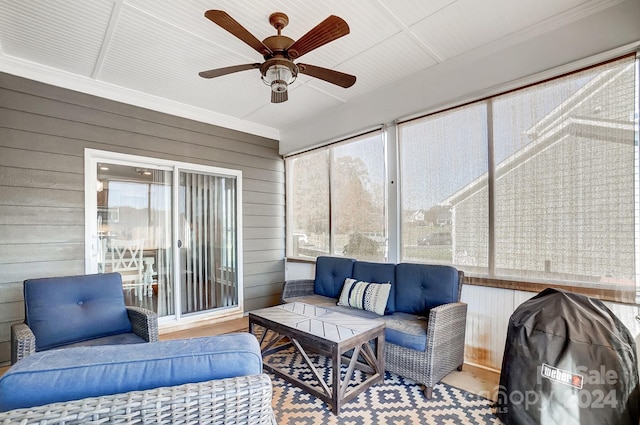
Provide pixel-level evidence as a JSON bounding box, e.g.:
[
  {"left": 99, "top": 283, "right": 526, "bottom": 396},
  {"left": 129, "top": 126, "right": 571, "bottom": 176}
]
[{"left": 268, "top": 347, "right": 502, "bottom": 424}]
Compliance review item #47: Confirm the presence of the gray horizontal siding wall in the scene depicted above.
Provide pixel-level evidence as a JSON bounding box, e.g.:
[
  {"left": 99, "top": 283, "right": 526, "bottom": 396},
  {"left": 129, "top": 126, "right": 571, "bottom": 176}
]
[{"left": 0, "top": 72, "right": 285, "bottom": 365}]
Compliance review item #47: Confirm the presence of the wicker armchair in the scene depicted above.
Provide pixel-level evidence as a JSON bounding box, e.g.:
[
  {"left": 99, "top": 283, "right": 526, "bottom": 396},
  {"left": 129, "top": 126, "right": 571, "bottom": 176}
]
[
  {"left": 281, "top": 264, "right": 467, "bottom": 399},
  {"left": 11, "top": 273, "right": 158, "bottom": 364},
  {"left": 0, "top": 374, "right": 276, "bottom": 425},
  {"left": 11, "top": 305, "right": 158, "bottom": 364}
]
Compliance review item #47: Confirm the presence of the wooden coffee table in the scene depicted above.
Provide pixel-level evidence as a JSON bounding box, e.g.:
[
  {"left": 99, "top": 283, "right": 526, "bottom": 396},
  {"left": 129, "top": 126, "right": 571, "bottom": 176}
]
[{"left": 249, "top": 302, "right": 385, "bottom": 415}]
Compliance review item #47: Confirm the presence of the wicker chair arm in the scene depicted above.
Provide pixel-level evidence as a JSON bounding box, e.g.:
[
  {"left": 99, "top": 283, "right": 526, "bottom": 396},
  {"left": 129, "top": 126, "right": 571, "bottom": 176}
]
[
  {"left": 426, "top": 302, "right": 468, "bottom": 348},
  {"left": 126, "top": 306, "right": 159, "bottom": 342},
  {"left": 0, "top": 373, "right": 276, "bottom": 425},
  {"left": 281, "top": 279, "right": 315, "bottom": 302},
  {"left": 427, "top": 301, "right": 467, "bottom": 356},
  {"left": 11, "top": 323, "right": 36, "bottom": 365}
]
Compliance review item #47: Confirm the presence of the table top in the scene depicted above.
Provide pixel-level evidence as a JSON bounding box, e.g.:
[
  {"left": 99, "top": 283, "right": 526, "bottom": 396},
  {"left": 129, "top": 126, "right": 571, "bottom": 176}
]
[{"left": 249, "top": 302, "right": 384, "bottom": 344}]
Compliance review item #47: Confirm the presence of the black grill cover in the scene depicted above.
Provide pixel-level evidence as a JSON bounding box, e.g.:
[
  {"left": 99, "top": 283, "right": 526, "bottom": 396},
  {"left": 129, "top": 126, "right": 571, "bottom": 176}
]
[{"left": 497, "top": 288, "right": 640, "bottom": 425}]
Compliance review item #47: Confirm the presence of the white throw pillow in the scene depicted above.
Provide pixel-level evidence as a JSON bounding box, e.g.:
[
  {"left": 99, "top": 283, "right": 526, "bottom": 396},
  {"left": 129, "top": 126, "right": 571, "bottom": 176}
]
[{"left": 337, "top": 278, "right": 391, "bottom": 316}]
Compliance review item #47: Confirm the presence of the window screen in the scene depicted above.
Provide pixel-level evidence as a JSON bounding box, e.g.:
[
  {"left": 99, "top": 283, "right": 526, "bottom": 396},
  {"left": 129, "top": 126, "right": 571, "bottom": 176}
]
[
  {"left": 285, "top": 131, "right": 387, "bottom": 261},
  {"left": 399, "top": 55, "right": 637, "bottom": 295}
]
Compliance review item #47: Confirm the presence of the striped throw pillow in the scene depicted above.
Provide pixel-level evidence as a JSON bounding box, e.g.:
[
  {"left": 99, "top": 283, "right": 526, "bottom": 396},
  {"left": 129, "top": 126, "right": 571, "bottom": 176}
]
[{"left": 337, "top": 278, "right": 391, "bottom": 316}]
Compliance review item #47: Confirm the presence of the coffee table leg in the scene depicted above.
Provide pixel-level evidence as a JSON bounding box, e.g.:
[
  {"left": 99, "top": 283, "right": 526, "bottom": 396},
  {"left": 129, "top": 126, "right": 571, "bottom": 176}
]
[
  {"left": 290, "top": 339, "right": 331, "bottom": 397},
  {"left": 376, "top": 333, "right": 385, "bottom": 375},
  {"left": 249, "top": 318, "right": 255, "bottom": 335},
  {"left": 332, "top": 346, "right": 341, "bottom": 415}
]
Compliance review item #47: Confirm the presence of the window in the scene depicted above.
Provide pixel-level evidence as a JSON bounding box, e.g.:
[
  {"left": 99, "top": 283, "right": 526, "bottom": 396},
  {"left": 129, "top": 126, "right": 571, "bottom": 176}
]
[
  {"left": 286, "top": 54, "right": 638, "bottom": 301},
  {"left": 398, "top": 55, "right": 638, "bottom": 298},
  {"left": 399, "top": 103, "right": 488, "bottom": 271},
  {"left": 286, "top": 131, "right": 387, "bottom": 261},
  {"left": 491, "top": 59, "right": 637, "bottom": 289},
  {"left": 286, "top": 149, "right": 329, "bottom": 257}
]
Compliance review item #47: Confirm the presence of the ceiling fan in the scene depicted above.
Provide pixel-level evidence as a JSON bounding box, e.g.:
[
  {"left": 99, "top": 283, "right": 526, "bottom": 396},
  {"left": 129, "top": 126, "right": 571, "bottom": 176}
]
[{"left": 199, "top": 10, "right": 356, "bottom": 103}]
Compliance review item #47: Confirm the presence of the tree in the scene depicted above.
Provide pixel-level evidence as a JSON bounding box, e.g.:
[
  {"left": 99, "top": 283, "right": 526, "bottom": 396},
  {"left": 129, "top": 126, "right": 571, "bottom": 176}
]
[
  {"left": 343, "top": 232, "right": 380, "bottom": 259},
  {"left": 332, "top": 155, "right": 383, "bottom": 234},
  {"left": 290, "top": 152, "right": 330, "bottom": 236}
]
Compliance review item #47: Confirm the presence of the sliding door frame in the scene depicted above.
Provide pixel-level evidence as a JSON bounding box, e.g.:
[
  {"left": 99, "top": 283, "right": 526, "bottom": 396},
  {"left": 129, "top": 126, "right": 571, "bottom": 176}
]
[{"left": 84, "top": 149, "right": 244, "bottom": 327}]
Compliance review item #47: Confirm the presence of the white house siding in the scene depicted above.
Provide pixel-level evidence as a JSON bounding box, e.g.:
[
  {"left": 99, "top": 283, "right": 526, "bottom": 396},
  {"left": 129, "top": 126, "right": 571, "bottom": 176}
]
[
  {"left": 452, "top": 183, "right": 488, "bottom": 272},
  {"left": 492, "top": 133, "right": 634, "bottom": 280}
]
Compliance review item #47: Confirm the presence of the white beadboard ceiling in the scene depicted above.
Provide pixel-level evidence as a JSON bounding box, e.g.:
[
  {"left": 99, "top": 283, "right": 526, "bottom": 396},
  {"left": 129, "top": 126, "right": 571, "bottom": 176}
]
[{"left": 0, "top": 0, "right": 632, "bottom": 142}]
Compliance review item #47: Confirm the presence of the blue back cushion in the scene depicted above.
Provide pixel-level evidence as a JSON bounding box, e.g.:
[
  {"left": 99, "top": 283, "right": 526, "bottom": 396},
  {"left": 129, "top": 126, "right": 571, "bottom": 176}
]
[
  {"left": 314, "top": 256, "right": 356, "bottom": 299},
  {"left": 24, "top": 273, "right": 132, "bottom": 351},
  {"left": 352, "top": 261, "right": 396, "bottom": 313},
  {"left": 0, "top": 333, "right": 262, "bottom": 411},
  {"left": 394, "top": 264, "right": 459, "bottom": 314}
]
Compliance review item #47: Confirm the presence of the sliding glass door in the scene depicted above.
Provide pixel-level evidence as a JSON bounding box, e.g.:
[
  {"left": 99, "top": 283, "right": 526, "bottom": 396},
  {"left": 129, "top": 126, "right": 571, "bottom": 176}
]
[
  {"left": 178, "top": 171, "right": 238, "bottom": 315},
  {"left": 85, "top": 150, "right": 243, "bottom": 323},
  {"left": 94, "top": 163, "right": 174, "bottom": 315}
]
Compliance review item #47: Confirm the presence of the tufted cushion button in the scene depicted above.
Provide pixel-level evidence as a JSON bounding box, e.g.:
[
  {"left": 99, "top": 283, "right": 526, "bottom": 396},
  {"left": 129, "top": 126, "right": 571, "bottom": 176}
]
[{"left": 77, "top": 300, "right": 84, "bottom": 306}]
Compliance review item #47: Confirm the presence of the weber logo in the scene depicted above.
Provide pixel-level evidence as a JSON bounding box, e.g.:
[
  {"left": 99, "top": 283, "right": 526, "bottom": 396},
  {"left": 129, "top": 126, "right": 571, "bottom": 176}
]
[{"left": 541, "top": 363, "right": 583, "bottom": 389}]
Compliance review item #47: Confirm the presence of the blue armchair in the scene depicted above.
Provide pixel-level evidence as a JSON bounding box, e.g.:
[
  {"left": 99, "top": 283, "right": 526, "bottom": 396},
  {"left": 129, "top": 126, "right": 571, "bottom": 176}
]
[{"left": 11, "top": 272, "right": 158, "bottom": 364}]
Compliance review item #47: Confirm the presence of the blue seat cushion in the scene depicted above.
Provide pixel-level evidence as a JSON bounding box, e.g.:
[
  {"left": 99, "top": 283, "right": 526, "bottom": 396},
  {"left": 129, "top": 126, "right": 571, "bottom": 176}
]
[
  {"left": 305, "top": 305, "right": 428, "bottom": 351},
  {"left": 0, "top": 333, "right": 262, "bottom": 412},
  {"left": 24, "top": 273, "right": 132, "bottom": 351},
  {"left": 60, "top": 332, "right": 146, "bottom": 349},
  {"left": 394, "top": 263, "right": 459, "bottom": 314},
  {"left": 352, "top": 261, "right": 396, "bottom": 313},
  {"left": 381, "top": 313, "right": 429, "bottom": 351},
  {"left": 314, "top": 256, "right": 356, "bottom": 299}
]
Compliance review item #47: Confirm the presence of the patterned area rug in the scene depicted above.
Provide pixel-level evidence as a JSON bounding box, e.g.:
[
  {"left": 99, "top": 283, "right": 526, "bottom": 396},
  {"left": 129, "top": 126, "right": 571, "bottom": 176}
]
[{"left": 268, "top": 347, "right": 502, "bottom": 424}]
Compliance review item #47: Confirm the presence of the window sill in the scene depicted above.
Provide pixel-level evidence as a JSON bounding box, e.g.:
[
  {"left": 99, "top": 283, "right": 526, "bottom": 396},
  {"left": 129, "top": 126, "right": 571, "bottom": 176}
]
[
  {"left": 285, "top": 257, "right": 317, "bottom": 264},
  {"left": 464, "top": 275, "right": 637, "bottom": 305}
]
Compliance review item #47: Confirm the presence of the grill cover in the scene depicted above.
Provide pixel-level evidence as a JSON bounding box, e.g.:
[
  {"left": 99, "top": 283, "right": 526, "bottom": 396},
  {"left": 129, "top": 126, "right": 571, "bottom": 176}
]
[{"left": 497, "top": 288, "right": 640, "bottom": 425}]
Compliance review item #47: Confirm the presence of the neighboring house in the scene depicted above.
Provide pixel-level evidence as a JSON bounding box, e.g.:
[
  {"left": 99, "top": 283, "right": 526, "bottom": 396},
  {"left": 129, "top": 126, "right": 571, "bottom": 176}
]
[
  {"left": 407, "top": 207, "right": 451, "bottom": 227},
  {"left": 434, "top": 210, "right": 452, "bottom": 227},
  {"left": 446, "top": 62, "right": 636, "bottom": 285},
  {"left": 408, "top": 210, "right": 426, "bottom": 224}
]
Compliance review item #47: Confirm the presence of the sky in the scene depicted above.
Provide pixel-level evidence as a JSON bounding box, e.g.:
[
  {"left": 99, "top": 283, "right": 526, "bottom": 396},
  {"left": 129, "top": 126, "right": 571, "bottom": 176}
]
[{"left": 400, "top": 74, "right": 593, "bottom": 210}]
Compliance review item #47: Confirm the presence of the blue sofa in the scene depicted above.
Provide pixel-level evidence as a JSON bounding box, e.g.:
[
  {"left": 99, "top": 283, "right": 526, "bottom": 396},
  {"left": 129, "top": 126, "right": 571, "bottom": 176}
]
[
  {"left": 11, "top": 273, "right": 158, "bottom": 364},
  {"left": 0, "top": 333, "right": 275, "bottom": 424},
  {"left": 282, "top": 256, "right": 467, "bottom": 398}
]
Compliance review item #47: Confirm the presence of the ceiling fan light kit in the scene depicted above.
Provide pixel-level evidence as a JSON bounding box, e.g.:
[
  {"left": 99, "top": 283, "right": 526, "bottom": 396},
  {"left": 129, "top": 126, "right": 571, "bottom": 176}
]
[
  {"left": 200, "top": 10, "right": 356, "bottom": 104},
  {"left": 261, "top": 59, "right": 298, "bottom": 103}
]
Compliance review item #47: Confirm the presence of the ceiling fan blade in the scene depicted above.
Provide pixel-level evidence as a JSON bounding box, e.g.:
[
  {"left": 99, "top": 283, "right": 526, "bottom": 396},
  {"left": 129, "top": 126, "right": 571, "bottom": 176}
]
[
  {"left": 205, "top": 10, "right": 272, "bottom": 56},
  {"left": 287, "top": 15, "right": 349, "bottom": 59},
  {"left": 298, "top": 64, "right": 356, "bottom": 88},
  {"left": 199, "top": 63, "right": 261, "bottom": 79}
]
